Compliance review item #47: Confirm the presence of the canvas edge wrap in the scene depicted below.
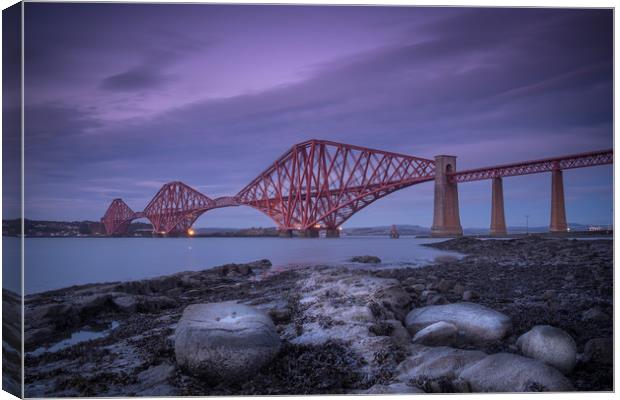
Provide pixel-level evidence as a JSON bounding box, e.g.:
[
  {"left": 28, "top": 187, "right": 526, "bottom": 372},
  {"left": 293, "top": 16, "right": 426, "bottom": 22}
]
[{"left": 2, "top": 1, "right": 24, "bottom": 398}]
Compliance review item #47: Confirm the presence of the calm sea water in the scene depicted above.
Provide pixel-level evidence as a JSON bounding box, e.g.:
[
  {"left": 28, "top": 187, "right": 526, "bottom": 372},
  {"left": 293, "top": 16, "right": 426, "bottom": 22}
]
[
  {"left": 5, "top": 235, "right": 610, "bottom": 295},
  {"left": 7, "top": 236, "right": 461, "bottom": 295}
]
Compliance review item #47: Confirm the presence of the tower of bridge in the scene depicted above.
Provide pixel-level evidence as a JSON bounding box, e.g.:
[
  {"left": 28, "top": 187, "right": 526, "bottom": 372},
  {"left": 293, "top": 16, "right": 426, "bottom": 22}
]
[
  {"left": 490, "top": 177, "right": 507, "bottom": 236},
  {"left": 550, "top": 167, "right": 568, "bottom": 232},
  {"left": 431, "top": 155, "right": 463, "bottom": 237}
]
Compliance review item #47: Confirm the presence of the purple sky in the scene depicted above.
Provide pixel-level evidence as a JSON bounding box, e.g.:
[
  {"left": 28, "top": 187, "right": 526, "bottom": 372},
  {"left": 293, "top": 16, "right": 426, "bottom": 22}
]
[{"left": 19, "top": 4, "right": 612, "bottom": 228}]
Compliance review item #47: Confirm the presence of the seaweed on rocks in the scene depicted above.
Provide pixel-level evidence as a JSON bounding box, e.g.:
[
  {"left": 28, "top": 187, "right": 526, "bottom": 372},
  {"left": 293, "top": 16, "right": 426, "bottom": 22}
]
[
  {"left": 409, "top": 375, "right": 471, "bottom": 393},
  {"left": 23, "top": 237, "right": 613, "bottom": 395},
  {"left": 174, "top": 341, "right": 365, "bottom": 395}
]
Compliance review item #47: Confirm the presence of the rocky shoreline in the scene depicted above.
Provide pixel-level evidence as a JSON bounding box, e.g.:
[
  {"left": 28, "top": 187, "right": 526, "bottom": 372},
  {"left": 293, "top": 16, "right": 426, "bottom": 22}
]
[{"left": 23, "top": 236, "right": 612, "bottom": 396}]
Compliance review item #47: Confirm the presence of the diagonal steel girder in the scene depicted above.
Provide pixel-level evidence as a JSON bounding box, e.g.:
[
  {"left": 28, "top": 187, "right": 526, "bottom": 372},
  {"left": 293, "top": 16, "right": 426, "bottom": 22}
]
[{"left": 235, "top": 139, "right": 436, "bottom": 230}]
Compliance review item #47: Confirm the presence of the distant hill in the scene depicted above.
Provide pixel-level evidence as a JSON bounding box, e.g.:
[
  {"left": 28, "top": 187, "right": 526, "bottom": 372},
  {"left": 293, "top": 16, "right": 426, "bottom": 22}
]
[
  {"left": 465, "top": 223, "right": 603, "bottom": 235},
  {"left": 2, "top": 219, "right": 151, "bottom": 237},
  {"left": 4, "top": 219, "right": 608, "bottom": 237},
  {"left": 344, "top": 223, "right": 607, "bottom": 236},
  {"left": 3, "top": 219, "right": 105, "bottom": 236},
  {"left": 342, "top": 225, "right": 430, "bottom": 236}
]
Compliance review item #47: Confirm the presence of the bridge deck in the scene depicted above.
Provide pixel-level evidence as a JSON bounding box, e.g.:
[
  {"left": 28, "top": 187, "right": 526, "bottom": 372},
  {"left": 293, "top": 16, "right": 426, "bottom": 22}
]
[{"left": 449, "top": 149, "right": 613, "bottom": 183}]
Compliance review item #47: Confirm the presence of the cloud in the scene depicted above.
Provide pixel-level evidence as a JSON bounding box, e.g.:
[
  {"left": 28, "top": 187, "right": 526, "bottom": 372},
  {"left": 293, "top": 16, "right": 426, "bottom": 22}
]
[
  {"left": 21, "top": 6, "right": 613, "bottom": 225},
  {"left": 100, "top": 65, "right": 173, "bottom": 91},
  {"left": 24, "top": 103, "right": 102, "bottom": 141},
  {"left": 113, "top": 7, "right": 610, "bottom": 162}
]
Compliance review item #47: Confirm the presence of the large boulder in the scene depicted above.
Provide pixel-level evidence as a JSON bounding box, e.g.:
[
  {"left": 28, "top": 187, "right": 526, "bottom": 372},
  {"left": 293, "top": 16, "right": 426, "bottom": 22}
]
[
  {"left": 174, "top": 302, "right": 281, "bottom": 382},
  {"left": 412, "top": 321, "right": 458, "bottom": 347},
  {"left": 516, "top": 325, "right": 577, "bottom": 374},
  {"left": 396, "top": 344, "right": 487, "bottom": 382},
  {"left": 405, "top": 302, "right": 512, "bottom": 344},
  {"left": 459, "top": 353, "right": 574, "bottom": 392}
]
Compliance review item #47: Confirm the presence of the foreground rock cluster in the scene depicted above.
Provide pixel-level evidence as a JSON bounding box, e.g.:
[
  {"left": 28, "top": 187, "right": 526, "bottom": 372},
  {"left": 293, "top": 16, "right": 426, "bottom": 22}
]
[{"left": 23, "top": 237, "right": 612, "bottom": 396}]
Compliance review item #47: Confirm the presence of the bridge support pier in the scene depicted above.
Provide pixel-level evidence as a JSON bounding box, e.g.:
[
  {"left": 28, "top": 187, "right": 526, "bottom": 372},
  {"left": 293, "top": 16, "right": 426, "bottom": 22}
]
[
  {"left": 278, "top": 229, "right": 293, "bottom": 238},
  {"left": 490, "top": 177, "right": 507, "bottom": 236},
  {"left": 431, "top": 155, "right": 463, "bottom": 237},
  {"left": 550, "top": 168, "right": 568, "bottom": 233},
  {"left": 298, "top": 228, "right": 319, "bottom": 238},
  {"left": 325, "top": 228, "right": 340, "bottom": 238}
]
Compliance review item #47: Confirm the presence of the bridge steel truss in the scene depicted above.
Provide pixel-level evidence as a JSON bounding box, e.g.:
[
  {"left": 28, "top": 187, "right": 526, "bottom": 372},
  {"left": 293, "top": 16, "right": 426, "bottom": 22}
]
[
  {"left": 101, "top": 141, "right": 613, "bottom": 237},
  {"left": 101, "top": 199, "right": 137, "bottom": 236},
  {"left": 143, "top": 181, "right": 218, "bottom": 234},
  {"left": 450, "top": 149, "right": 613, "bottom": 183},
  {"left": 101, "top": 182, "right": 240, "bottom": 235},
  {"left": 236, "top": 140, "right": 436, "bottom": 232}
]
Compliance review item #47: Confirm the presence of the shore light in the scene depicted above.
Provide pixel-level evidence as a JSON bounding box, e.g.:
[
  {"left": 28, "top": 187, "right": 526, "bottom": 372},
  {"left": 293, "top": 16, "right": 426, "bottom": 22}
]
[{"left": 188, "top": 229, "right": 195, "bottom": 236}]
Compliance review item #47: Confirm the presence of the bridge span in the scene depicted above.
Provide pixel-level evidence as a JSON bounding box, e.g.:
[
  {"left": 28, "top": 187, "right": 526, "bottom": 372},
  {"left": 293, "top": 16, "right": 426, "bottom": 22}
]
[{"left": 101, "top": 139, "right": 612, "bottom": 237}]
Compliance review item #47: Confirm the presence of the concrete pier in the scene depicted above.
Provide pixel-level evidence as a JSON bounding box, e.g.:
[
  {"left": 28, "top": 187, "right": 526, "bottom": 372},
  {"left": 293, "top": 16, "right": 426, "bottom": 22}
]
[
  {"left": 550, "top": 168, "right": 568, "bottom": 232},
  {"left": 325, "top": 228, "right": 340, "bottom": 238},
  {"left": 298, "top": 228, "right": 319, "bottom": 238},
  {"left": 431, "top": 155, "right": 463, "bottom": 237},
  {"left": 490, "top": 177, "right": 507, "bottom": 236}
]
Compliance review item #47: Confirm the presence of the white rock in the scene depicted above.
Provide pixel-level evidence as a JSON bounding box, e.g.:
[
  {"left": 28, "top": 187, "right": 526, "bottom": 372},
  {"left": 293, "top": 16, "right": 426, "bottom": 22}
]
[
  {"left": 516, "top": 325, "right": 577, "bottom": 374},
  {"left": 412, "top": 321, "right": 458, "bottom": 346},
  {"left": 174, "top": 302, "right": 280, "bottom": 381},
  {"left": 405, "top": 302, "right": 512, "bottom": 343},
  {"left": 396, "top": 344, "right": 487, "bottom": 382},
  {"left": 459, "top": 353, "right": 574, "bottom": 392}
]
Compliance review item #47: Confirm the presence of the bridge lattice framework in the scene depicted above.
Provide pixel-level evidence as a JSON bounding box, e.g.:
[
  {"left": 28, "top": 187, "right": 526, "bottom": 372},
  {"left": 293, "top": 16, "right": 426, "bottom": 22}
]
[{"left": 101, "top": 139, "right": 613, "bottom": 237}]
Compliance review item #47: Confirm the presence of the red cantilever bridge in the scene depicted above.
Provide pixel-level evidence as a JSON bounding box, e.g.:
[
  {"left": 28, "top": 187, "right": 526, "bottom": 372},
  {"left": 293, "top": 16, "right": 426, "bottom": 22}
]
[{"left": 101, "top": 140, "right": 612, "bottom": 237}]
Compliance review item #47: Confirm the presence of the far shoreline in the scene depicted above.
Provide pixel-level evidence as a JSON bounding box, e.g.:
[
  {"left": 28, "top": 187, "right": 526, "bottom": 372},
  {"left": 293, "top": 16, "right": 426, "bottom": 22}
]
[{"left": 5, "top": 230, "right": 613, "bottom": 239}]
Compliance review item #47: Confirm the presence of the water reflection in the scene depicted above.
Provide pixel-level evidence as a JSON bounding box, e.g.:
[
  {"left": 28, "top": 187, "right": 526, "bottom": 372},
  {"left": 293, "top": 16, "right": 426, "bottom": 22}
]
[
  {"left": 28, "top": 321, "right": 120, "bottom": 357},
  {"left": 22, "top": 236, "right": 460, "bottom": 294}
]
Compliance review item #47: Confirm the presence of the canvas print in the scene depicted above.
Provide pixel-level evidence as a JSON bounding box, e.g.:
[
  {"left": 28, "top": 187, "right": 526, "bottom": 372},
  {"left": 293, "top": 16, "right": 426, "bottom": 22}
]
[{"left": 1, "top": 1, "right": 614, "bottom": 397}]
